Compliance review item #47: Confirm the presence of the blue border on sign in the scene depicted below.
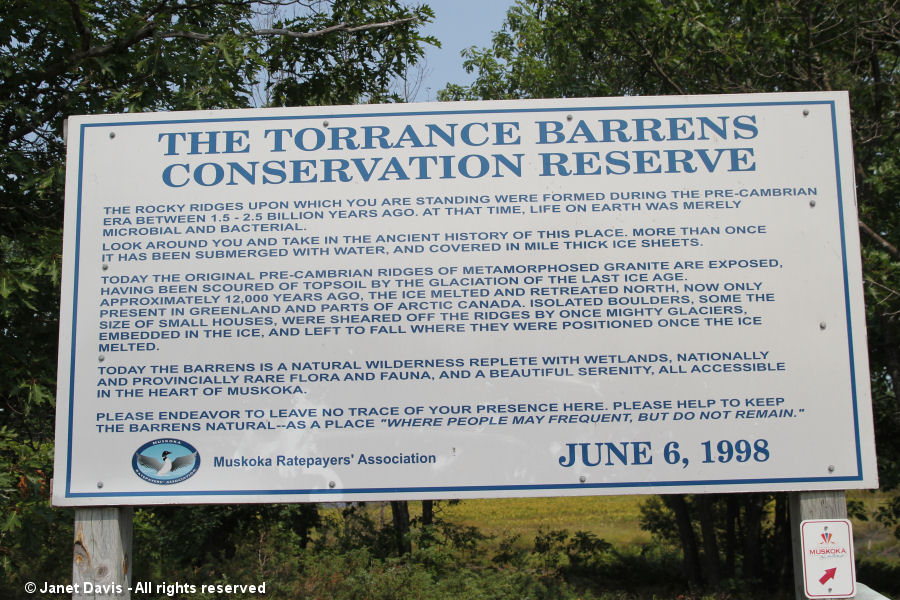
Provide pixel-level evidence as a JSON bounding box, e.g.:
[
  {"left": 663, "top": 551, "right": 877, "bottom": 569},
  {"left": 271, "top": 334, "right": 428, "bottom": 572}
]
[{"left": 64, "top": 98, "right": 865, "bottom": 499}]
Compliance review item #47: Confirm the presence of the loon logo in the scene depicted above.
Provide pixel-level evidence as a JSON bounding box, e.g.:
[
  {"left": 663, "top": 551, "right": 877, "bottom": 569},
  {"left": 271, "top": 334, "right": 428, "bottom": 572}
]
[{"left": 132, "top": 439, "right": 200, "bottom": 484}]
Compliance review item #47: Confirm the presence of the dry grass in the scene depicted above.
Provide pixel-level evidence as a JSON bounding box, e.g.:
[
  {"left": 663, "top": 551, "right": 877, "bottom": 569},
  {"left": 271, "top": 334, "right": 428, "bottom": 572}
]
[
  {"left": 849, "top": 489, "right": 900, "bottom": 560},
  {"left": 329, "top": 489, "right": 900, "bottom": 558},
  {"left": 436, "top": 495, "right": 653, "bottom": 548}
]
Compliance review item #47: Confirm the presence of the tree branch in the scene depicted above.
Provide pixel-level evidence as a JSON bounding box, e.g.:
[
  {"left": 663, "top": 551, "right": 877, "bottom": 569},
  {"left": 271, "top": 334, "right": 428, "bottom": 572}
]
[
  {"left": 345, "top": 17, "right": 418, "bottom": 34},
  {"left": 628, "top": 32, "right": 687, "bottom": 95},
  {"left": 159, "top": 17, "right": 418, "bottom": 41},
  {"left": 30, "top": 12, "right": 418, "bottom": 87},
  {"left": 5, "top": 13, "right": 418, "bottom": 146},
  {"left": 859, "top": 219, "right": 900, "bottom": 261},
  {"left": 32, "top": 22, "right": 158, "bottom": 86},
  {"left": 65, "top": 0, "right": 91, "bottom": 52},
  {"left": 645, "top": 48, "right": 687, "bottom": 95}
]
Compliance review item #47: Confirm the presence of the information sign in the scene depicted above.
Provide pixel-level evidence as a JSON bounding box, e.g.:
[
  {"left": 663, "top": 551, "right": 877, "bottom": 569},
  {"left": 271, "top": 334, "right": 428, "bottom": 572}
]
[
  {"left": 53, "top": 92, "right": 877, "bottom": 505},
  {"left": 800, "top": 519, "right": 856, "bottom": 598}
]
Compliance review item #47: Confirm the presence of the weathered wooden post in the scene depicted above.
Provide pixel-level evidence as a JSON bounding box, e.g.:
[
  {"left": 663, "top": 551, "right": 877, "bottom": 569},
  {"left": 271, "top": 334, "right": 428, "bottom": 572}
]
[
  {"left": 72, "top": 507, "right": 133, "bottom": 600},
  {"left": 790, "top": 491, "right": 848, "bottom": 600},
  {"left": 62, "top": 121, "right": 134, "bottom": 600}
]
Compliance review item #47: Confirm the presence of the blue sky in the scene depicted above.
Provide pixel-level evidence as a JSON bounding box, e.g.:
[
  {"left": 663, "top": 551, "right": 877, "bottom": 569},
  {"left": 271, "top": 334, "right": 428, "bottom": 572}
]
[{"left": 413, "top": 0, "right": 516, "bottom": 100}]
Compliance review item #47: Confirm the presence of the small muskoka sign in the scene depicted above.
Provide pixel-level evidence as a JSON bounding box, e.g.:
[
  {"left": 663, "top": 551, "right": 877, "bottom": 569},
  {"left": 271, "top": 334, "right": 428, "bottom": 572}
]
[{"left": 800, "top": 519, "right": 855, "bottom": 598}]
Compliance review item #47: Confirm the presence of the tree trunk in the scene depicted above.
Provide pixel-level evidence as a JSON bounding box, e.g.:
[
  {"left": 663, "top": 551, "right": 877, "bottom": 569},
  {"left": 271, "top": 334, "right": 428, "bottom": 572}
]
[
  {"left": 724, "top": 494, "right": 738, "bottom": 579},
  {"left": 773, "top": 492, "right": 793, "bottom": 590},
  {"left": 422, "top": 500, "right": 434, "bottom": 526},
  {"left": 389, "top": 500, "right": 412, "bottom": 555},
  {"left": 742, "top": 494, "right": 765, "bottom": 581},
  {"left": 663, "top": 494, "right": 703, "bottom": 587},
  {"left": 886, "top": 346, "right": 900, "bottom": 412},
  {"left": 698, "top": 495, "right": 721, "bottom": 587}
]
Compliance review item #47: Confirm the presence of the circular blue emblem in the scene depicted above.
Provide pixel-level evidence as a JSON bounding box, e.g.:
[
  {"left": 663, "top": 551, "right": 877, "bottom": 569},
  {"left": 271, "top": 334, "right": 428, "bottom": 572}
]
[{"left": 132, "top": 438, "right": 200, "bottom": 485}]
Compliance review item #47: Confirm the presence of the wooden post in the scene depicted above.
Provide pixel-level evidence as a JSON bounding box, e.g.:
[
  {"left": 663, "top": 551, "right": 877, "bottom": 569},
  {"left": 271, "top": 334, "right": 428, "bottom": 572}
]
[
  {"left": 73, "top": 507, "right": 133, "bottom": 600},
  {"left": 789, "top": 491, "right": 849, "bottom": 600}
]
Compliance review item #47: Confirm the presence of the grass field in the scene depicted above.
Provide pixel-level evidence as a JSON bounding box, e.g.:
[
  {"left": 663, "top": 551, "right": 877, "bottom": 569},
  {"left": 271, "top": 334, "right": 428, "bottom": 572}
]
[
  {"left": 849, "top": 490, "right": 900, "bottom": 560},
  {"left": 348, "top": 489, "right": 900, "bottom": 557},
  {"left": 437, "top": 495, "right": 653, "bottom": 548}
]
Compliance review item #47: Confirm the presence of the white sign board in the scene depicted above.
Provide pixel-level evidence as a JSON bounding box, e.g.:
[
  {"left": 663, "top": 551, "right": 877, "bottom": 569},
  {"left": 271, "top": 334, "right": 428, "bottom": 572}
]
[
  {"left": 801, "top": 519, "right": 856, "bottom": 598},
  {"left": 54, "top": 92, "right": 877, "bottom": 505}
]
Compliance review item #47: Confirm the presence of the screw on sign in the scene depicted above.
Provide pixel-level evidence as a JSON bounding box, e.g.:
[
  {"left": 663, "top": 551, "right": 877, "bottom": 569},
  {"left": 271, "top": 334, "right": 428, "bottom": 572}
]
[{"left": 800, "top": 519, "right": 855, "bottom": 598}]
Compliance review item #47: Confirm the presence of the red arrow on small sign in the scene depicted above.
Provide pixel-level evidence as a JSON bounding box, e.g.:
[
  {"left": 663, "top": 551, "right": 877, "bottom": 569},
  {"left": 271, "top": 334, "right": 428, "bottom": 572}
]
[{"left": 819, "top": 568, "right": 837, "bottom": 585}]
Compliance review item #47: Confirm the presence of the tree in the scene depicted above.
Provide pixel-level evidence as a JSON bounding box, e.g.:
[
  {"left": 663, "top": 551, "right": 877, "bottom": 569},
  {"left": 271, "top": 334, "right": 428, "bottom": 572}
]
[
  {"left": 0, "top": 1, "right": 434, "bottom": 594},
  {"left": 642, "top": 493, "right": 794, "bottom": 590},
  {"left": 441, "top": 0, "right": 900, "bottom": 588}
]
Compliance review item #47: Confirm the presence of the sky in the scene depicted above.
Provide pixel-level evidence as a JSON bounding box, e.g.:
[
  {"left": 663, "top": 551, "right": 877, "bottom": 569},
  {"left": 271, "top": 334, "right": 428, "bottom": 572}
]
[{"left": 412, "top": 0, "right": 516, "bottom": 101}]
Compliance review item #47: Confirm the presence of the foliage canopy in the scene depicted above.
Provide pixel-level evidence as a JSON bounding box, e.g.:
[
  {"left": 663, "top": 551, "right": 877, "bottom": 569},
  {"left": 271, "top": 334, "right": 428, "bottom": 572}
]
[
  {"left": 0, "top": 0, "right": 434, "bottom": 591},
  {"left": 440, "top": 0, "right": 900, "bottom": 589}
]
